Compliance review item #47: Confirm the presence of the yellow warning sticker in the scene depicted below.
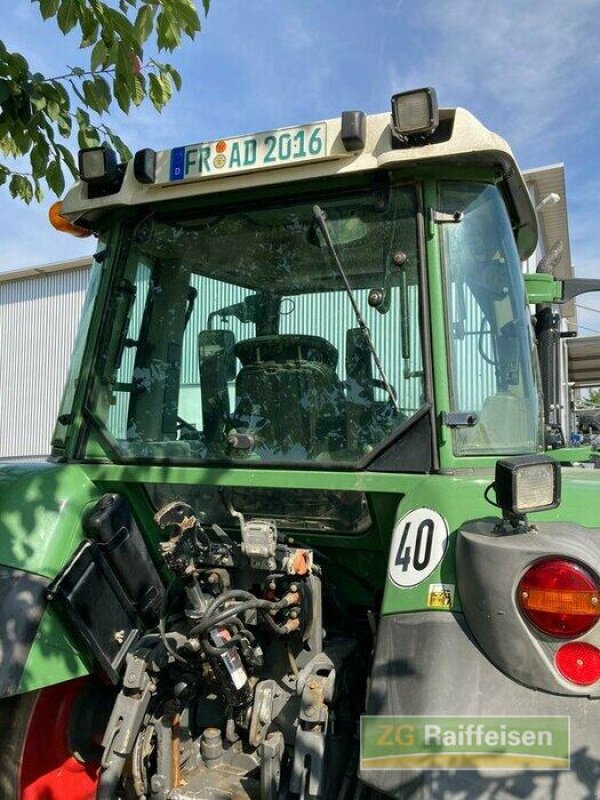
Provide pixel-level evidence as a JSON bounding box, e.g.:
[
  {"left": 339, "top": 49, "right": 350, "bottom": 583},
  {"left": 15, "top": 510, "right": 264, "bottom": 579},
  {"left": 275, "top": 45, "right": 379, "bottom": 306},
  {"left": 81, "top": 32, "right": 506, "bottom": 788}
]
[{"left": 427, "top": 583, "right": 455, "bottom": 609}]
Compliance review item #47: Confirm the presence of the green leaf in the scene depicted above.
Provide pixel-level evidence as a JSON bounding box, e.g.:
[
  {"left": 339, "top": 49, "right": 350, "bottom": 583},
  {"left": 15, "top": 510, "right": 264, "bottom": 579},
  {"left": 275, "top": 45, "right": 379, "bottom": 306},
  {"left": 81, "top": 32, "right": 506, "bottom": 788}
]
[
  {"left": 75, "top": 107, "right": 91, "bottom": 126},
  {"left": 56, "top": 0, "right": 79, "bottom": 34},
  {"left": 148, "top": 72, "right": 164, "bottom": 111},
  {"left": 57, "top": 112, "right": 72, "bottom": 136},
  {"left": 82, "top": 78, "right": 110, "bottom": 114},
  {"left": 69, "top": 66, "right": 85, "bottom": 77},
  {"left": 79, "top": 8, "right": 100, "bottom": 47},
  {"left": 30, "top": 91, "right": 48, "bottom": 111},
  {"left": 0, "top": 79, "right": 10, "bottom": 104},
  {"left": 56, "top": 143, "right": 78, "bottom": 177},
  {"left": 77, "top": 125, "right": 101, "bottom": 149},
  {"left": 46, "top": 158, "right": 65, "bottom": 196},
  {"left": 115, "top": 42, "right": 136, "bottom": 93},
  {"left": 113, "top": 76, "right": 131, "bottom": 113},
  {"left": 156, "top": 11, "right": 181, "bottom": 51},
  {"left": 9, "top": 174, "right": 34, "bottom": 204},
  {"left": 164, "top": 64, "right": 182, "bottom": 91},
  {"left": 132, "top": 72, "right": 145, "bottom": 106},
  {"left": 134, "top": 5, "right": 154, "bottom": 43},
  {"left": 38, "top": 0, "right": 60, "bottom": 20},
  {"left": 90, "top": 39, "right": 108, "bottom": 71},
  {"left": 203, "top": 0, "right": 211, "bottom": 14},
  {"left": 170, "top": 0, "right": 201, "bottom": 36},
  {"left": 105, "top": 8, "right": 138, "bottom": 47},
  {"left": 158, "top": 72, "right": 173, "bottom": 105},
  {"left": 46, "top": 99, "right": 61, "bottom": 121},
  {"left": 94, "top": 75, "right": 112, "bottom": 111},
  {"left": 30, "top": 139, "right": 50, "bottom": 177},
  {"left": 105, "top": 128, "right": 132, "bottom": 161}
]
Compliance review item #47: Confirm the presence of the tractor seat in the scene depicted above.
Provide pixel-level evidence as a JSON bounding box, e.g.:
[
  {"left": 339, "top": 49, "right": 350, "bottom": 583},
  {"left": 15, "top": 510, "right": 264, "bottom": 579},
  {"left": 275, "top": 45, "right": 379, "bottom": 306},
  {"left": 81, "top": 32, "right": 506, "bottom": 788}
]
[
  {"left": 230, "top": 335, "right": 344, "bottom": 458},
  {"left": 234, "top": 334, "right": 338, "bottom": 369}
]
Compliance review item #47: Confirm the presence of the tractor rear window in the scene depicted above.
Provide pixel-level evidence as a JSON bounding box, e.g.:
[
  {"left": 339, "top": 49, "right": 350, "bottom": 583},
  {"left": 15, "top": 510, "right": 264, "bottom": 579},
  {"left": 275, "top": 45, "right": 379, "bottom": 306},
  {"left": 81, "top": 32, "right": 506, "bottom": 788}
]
[{"left": 87, "top": 184, "right": 426, "bottom": 467}]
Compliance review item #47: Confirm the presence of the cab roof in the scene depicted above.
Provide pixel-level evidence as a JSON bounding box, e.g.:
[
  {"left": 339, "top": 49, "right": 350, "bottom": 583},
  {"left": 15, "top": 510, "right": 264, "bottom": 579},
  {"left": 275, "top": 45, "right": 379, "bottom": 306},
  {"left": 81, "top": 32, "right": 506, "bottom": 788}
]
[{"left": 61, "top": 106, "right": 537, "bottom": 260}]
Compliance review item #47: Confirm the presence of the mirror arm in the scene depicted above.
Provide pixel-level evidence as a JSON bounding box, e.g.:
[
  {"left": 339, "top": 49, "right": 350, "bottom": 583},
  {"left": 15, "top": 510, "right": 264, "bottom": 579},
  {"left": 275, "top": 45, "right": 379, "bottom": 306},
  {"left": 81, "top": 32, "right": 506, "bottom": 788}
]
[{"left": 560, "top": 278, "right": 600, "bottom": 303}]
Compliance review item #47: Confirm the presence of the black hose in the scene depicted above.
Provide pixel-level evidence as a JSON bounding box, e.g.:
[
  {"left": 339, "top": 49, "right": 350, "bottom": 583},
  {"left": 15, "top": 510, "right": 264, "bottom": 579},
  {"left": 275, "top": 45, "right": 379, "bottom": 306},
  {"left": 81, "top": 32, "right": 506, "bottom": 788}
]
[
  {"left": 191, "top": 597, "right": 285, "bottom": 636},
  {"left": 202, "top": 589, "right": 257, "bottom": 619},
  {"left": 159, "top": 579, "right": 189, "bottom": 664}
]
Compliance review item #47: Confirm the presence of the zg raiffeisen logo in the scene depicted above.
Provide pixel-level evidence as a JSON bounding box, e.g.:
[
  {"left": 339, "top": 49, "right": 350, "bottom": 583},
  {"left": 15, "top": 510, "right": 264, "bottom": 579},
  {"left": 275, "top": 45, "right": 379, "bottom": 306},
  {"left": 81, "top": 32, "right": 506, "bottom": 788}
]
[{"left": 360, "top": 716, "right": 570, "bottom": 770}]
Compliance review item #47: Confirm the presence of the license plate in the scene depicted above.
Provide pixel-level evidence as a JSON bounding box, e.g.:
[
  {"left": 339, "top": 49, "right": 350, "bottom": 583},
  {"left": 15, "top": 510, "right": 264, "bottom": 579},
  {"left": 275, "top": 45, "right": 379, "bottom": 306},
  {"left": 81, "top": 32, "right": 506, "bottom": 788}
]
[{"left": 168, "top": 122, "right": 328, "bottom": 183}]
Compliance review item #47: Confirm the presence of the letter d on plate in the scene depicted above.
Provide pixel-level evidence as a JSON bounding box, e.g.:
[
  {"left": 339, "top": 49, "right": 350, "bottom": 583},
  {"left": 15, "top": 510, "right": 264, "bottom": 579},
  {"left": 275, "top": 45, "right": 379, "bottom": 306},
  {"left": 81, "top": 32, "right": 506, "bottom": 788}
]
[{"left": 388, "top": 508, "right": 449, "bottom": 588}]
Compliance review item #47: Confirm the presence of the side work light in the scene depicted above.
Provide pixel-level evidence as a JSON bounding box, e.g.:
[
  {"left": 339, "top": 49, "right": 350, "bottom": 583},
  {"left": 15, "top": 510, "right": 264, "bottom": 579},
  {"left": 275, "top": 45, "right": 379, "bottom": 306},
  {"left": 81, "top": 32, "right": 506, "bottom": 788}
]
[
  {"left": 495, "top": 455, "right": 561, "bottom": 516},
  {"left": 78, "top": 144, "right": 118, "bottom": 184},
  {"left": 391, "top": 87, "right": 439, "bottom": 146}
]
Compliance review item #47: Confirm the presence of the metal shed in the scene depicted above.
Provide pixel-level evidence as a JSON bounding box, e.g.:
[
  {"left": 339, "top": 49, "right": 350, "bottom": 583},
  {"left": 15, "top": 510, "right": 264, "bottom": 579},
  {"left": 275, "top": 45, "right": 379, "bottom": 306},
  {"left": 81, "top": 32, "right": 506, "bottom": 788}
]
[{"left": 0, "top": 257, "right": 91, "bottom": 459}]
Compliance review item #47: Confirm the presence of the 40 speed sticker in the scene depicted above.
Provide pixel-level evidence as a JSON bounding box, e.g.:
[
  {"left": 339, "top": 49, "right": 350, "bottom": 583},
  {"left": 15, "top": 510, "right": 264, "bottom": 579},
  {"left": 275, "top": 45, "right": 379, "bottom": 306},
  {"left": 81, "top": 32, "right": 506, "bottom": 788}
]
[{"left": 388, "top": 509, "right": 449, "bottom": 588}]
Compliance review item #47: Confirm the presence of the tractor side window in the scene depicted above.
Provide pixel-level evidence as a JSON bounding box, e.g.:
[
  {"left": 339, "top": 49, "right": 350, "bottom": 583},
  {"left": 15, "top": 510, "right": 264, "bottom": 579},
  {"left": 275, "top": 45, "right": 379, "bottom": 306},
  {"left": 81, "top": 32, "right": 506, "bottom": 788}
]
[{"left": 440, "top": 182, "right": 542, "bottom": 455}]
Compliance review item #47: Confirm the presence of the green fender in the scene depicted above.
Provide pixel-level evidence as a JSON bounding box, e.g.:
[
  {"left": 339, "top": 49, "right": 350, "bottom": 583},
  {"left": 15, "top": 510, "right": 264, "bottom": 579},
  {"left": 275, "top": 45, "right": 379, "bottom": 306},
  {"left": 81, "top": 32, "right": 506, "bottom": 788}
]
[{"left": 0, "top": 462, "right": 102, "bottom": 696}]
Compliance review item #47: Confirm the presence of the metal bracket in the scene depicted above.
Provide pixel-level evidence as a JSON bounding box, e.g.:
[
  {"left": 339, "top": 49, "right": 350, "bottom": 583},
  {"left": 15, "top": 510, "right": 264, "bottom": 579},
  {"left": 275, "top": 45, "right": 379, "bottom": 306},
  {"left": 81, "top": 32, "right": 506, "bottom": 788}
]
[
  {"left": 260, "top": 732, "right": 285, "bottom": 800},
  {"left": 97, "top": 651, "right": 156, "bottom": 797},
  {"left": 441, "top": 411, "right": 478, "bottom": 428},
  {"left": 430, "top": 208, "right": 464, "bottom": 225},
  {"left": 249, "top": 679, "right": 276, "bottom": 747},
  {"left": 290, "top": 654, "right": 336, "bottom": 798}
]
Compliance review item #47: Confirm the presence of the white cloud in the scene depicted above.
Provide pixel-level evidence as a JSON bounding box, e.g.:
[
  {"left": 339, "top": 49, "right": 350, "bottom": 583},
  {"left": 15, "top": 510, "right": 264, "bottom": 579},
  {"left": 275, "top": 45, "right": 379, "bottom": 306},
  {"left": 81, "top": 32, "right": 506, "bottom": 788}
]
[{"left": 387, "top": 0, "right": 600, "bottom": 154}]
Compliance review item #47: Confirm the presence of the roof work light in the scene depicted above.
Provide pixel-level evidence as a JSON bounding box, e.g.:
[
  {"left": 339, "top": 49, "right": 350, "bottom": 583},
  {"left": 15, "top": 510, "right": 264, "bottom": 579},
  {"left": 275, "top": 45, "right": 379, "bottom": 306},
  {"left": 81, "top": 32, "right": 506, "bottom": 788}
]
[
  {"left": 78, "top": 144, "right": 118, "bottom": 184},
  {"left": 391, "top": 87, "right": 439, "bottom": 146}
]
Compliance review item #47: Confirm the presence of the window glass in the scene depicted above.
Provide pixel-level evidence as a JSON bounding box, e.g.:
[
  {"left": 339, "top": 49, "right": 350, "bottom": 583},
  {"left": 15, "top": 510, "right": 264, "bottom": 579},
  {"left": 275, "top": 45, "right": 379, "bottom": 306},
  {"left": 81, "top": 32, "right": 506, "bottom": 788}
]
[
  {"left": 440, "top": 182, "right": 542, "bottom": 454},
  {"left": 88, "top": 185, "right": 425, "bottom": 466}
]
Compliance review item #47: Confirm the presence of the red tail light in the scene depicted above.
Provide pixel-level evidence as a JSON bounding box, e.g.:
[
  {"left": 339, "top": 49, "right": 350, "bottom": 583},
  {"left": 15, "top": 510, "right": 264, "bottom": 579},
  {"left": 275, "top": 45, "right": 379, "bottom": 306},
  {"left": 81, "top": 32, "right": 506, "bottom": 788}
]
[
  {"left": 555, "top": 642, "right": 600, "bottom": 685},
  {"left": 517, "top": 558, "right": 600, "bottom": 638}
]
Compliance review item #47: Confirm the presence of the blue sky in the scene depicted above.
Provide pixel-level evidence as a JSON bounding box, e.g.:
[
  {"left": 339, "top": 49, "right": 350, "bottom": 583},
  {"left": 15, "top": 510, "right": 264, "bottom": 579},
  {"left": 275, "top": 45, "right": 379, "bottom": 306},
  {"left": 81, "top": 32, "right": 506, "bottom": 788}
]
[{"left": 2, "top": 0, "right": 600, "bottom": 331}]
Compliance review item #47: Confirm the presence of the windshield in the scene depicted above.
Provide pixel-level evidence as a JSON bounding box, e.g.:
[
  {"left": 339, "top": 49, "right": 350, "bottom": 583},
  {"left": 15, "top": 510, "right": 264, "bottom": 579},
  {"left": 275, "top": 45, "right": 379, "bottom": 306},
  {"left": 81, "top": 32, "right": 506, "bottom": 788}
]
[
  {"left": 440, "top": 182, "right": 542, "bottom": 455},
  {"left": 85, "top": 184, "right": 426, "bottom": 466}
]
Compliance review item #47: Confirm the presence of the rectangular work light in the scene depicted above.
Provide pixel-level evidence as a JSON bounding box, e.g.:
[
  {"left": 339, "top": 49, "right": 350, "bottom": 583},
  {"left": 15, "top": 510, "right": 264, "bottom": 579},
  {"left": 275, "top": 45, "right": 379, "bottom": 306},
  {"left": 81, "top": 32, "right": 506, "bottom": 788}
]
[
  {"left": 78, "top": 144, "right": 118, "bottom": 184},
  {"left": 495, "top": 455, "right": 561, "bottom": 515},
  {"left": 391, "top": 87, "right": 439, "bottom": 143}
]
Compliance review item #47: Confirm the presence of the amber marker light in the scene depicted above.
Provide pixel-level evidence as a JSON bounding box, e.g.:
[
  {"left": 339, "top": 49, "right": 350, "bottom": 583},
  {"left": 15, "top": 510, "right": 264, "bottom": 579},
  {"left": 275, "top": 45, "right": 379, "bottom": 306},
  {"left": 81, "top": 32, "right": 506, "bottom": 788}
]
[{"left": 49, "top": 201, "right": 92, "bottom": 238}]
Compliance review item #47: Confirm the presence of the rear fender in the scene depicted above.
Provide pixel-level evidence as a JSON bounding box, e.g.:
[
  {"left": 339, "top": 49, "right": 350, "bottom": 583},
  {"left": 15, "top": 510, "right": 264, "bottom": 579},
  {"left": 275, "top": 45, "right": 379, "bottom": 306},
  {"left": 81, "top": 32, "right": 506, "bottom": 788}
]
[
  {"left": 0, "top": 463, "right": 101, "bottom": 696},
  {"left": 457, "top": 519, "right": 600, "bottom": 696}
]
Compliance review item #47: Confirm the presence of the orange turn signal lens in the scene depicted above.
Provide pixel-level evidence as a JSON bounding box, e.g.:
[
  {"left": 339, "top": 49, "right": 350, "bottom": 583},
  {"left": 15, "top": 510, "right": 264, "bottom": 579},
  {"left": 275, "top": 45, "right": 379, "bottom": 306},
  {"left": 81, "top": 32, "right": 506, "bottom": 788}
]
[
  {"left": 49, "top": 201, "right": 92, "bottom": 238},
  {"left": 520, "top": 588, "right": 600, "bottom": 616}
]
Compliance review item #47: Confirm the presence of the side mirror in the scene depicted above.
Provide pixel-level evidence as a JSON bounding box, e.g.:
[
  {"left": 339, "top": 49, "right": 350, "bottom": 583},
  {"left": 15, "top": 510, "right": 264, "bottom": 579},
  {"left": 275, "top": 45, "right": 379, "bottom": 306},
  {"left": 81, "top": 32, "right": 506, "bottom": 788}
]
[{"left": 198, "top": 330, "right": 236, "bottom": 382}]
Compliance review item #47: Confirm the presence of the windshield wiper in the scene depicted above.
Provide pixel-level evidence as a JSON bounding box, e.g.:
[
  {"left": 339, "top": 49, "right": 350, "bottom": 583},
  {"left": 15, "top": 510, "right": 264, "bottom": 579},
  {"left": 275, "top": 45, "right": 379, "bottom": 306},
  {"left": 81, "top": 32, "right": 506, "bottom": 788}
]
[{"left": 312, "top": 204, "right": 400, "bottom": 414}]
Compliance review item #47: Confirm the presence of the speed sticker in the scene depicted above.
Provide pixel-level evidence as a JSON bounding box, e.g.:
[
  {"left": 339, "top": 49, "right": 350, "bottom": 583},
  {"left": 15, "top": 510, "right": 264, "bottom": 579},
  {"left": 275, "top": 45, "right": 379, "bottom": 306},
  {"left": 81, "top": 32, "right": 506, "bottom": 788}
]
[{"left": 388, "top": 509, "right": 449, "bottom": 588}]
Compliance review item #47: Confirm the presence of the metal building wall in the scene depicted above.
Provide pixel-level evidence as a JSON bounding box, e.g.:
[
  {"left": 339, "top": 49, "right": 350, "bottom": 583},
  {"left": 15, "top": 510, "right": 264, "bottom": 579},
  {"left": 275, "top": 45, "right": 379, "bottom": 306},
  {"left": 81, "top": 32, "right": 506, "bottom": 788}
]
[{"left": 0, "top": 266, "right": 90, "bottom": 459}]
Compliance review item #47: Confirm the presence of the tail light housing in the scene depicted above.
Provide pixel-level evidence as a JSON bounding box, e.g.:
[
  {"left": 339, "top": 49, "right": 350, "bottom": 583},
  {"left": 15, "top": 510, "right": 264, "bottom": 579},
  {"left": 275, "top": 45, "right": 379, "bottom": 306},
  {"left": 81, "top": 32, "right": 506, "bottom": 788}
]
[{"left": 517, "top": 558, "right": 600, "bottom": 638}]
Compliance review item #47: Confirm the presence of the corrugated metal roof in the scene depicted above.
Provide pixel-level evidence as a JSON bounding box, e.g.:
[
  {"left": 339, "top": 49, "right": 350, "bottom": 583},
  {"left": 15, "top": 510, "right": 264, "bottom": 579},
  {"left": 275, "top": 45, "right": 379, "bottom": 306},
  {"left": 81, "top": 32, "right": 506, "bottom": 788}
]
[
  {"left": 567, "top": 334, "right": 600, "bottom": 387},
  {"left": 0, "top": 255, "right": 92, "bottom": 285},
  {"left": 523, "top": 164, "right": 576, "bottom": 324}
]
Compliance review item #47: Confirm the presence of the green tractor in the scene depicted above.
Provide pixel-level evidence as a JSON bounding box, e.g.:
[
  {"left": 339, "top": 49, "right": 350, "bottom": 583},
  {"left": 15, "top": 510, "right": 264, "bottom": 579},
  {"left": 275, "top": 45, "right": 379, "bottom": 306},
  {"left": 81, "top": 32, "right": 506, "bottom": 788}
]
[{"left": 2, "top": 88, "right": 600, "bottom": 799}]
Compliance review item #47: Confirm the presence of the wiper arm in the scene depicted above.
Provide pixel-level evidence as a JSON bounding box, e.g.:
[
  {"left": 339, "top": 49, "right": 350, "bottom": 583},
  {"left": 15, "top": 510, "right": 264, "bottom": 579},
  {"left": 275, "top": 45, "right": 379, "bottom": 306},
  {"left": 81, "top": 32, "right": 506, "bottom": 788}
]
[{"left": 312, "top": 204, "right": 399, "bottom": 414}]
